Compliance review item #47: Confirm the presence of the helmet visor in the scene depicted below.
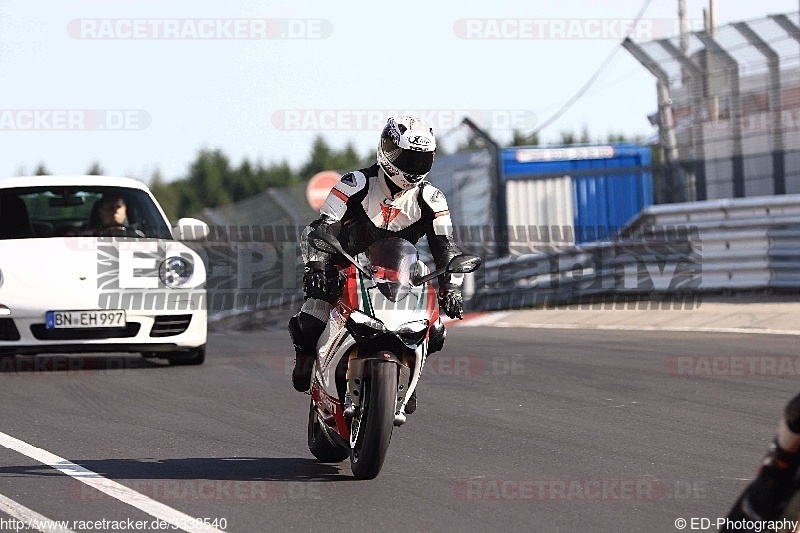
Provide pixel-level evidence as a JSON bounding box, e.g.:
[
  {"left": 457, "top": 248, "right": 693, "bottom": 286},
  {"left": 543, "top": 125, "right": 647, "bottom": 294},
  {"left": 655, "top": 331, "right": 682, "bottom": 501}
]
[
  {"left": 380, "top": 135, "right": 434, "bottom": 177},
  {"left": 391, "top": 149, "right": 434, "bottom": 177}
]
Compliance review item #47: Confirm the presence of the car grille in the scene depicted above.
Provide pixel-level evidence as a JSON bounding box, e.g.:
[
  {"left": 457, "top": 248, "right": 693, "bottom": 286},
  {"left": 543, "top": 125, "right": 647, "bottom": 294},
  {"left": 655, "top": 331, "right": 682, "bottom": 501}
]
[
  {"left": 30, "top": 323, "right": 141, "bottom": 340},
  {"left": 150, "top": 315, "right": 192, "bottom": 337},
  {"left": 0, "top": 318, "right": 20, "bottom": 341}
]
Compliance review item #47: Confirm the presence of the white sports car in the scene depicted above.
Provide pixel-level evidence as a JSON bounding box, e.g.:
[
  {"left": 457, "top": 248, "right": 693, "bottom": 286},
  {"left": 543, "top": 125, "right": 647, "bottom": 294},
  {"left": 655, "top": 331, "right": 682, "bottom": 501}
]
[{"left": 0, "top": 175, "right": 209, "bottom": 365}]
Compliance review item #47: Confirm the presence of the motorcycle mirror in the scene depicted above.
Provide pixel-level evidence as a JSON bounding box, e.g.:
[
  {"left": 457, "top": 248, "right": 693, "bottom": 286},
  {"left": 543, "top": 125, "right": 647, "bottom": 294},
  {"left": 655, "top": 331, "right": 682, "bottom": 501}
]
[
  {"left": 412, "top": 265, "right": 448, "bottom": 286},
  {"left": 447, "top": 254, "right": 482, "bottom": 274},
  {"left": 411, "top": 254, "right": 483, "bottom": 286}
]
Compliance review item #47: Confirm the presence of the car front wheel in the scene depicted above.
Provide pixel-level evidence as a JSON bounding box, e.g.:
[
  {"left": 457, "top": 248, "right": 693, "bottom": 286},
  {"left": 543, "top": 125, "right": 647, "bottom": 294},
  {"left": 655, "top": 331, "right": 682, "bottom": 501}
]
[{"left": 165, "top": 345, "right": 206, "bottom": 366}]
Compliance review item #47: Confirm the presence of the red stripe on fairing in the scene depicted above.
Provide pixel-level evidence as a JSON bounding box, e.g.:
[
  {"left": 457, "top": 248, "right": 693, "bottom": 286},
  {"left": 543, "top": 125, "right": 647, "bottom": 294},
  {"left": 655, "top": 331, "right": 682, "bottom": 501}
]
[
  {"left": 331, "top": 188, "right": 349, "bottom": 202},
  {"left": 321, "top": 328, "right": 344, "bottom": 370},
  {"left": 311, "top": 380, "right": 350, "bottom": 441},
  {"left": 340, "top": 265, "right": 358, "bottom": 309},
  {"left": 426, "top": 283, "right": 440, "bottom": 324},
  {"left": 433, "top": 210, "right": 450, "bottom": 218}
]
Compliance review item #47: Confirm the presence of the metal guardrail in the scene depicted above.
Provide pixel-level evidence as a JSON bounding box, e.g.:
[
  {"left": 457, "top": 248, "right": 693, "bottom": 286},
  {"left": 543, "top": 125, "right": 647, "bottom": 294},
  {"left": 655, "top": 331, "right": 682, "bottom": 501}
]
[{"left": 472, "top": 195, "right": 800, "bottom": 311}]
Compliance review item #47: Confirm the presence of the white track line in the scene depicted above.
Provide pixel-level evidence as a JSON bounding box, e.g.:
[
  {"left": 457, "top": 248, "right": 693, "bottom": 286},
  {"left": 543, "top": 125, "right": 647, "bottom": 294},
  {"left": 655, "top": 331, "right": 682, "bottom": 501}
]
[
  {"left": 0, "top": 492, "right": 77, "bottom": 533},
  {"left": 0, "top": 431, "right": 225, "bottom": 532},
  {"left": 491, "top": 321, "right": 800, "bottom": 336}
]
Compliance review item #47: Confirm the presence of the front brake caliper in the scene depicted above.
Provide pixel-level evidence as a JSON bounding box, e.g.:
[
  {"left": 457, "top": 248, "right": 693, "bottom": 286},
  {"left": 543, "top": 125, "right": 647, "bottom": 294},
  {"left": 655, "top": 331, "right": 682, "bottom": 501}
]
[{"left": 345, "top": 351, "right": 361, "bottom": 420}]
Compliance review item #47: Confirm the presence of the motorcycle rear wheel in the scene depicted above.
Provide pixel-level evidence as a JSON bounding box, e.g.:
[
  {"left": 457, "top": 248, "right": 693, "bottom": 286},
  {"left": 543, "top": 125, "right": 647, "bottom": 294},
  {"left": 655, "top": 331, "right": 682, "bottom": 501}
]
[{"left": 350, "top": 360, "right": 397, "bottom": 480}]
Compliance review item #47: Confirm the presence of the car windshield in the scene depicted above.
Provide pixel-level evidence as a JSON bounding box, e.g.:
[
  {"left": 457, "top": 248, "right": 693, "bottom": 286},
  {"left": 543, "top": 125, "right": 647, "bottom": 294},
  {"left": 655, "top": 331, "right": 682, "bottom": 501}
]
[
  {"left": 366, "top": 237, "right": 419, "bottom": 302},
  {"left": 0, "top": 186, "right": 172, "bottom": 240}
]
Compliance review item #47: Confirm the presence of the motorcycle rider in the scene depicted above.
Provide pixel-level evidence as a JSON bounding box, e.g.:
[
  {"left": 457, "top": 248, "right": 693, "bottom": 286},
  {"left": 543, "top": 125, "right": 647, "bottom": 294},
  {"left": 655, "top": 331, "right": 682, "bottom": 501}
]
[
  {"left": 728, "top": 392, "right": 800, "bottom": 521},
  {"left": 289, "top": 115, "right": 465, "bottom": 397}
]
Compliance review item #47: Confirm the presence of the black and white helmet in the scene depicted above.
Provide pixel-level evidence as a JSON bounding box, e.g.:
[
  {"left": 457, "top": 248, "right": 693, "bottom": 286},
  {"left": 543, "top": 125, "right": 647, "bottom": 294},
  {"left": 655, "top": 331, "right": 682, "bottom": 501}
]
[{"left": 377, "top": 115, "right": 436, "bottom": 191}]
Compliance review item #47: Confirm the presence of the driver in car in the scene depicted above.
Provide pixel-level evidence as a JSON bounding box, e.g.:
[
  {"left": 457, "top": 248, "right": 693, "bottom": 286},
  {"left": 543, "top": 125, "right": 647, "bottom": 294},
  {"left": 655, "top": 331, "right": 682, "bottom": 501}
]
[
  {"left": 288, "top": 115, "right": 466, "bottom": 408},
  {"left": 86, "top": 194, "right": 138, "bottom": 236},
  {"left": 99, "top": 195, "right": 128, "bottom": 228}
]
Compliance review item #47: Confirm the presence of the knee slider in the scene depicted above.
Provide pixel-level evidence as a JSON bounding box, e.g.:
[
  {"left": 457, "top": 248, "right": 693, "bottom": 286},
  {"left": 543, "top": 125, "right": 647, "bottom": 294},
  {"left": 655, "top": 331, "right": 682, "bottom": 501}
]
[
  {"left": 428, "top": 320, "right": 446, "bottom": 355},
  {"left": 288, "top": 315, "right": 305, "bottom": 353},
  {"left": 289, "top": 312, "right": 326, "bottom": 355}
]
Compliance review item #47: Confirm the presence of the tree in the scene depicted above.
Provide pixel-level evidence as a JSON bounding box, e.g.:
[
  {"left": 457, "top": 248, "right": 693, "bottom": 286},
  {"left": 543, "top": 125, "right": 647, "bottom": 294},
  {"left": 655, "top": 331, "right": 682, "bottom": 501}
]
[
  {"left": 559, "top": 130, "right": 578, "bottom": 145},
  {"left": 605, "top": 132, "right": 645, "bottom": 144},
  {"left": 34, "top": 163, "right": 49, "bottom": 176},
  {"left": 258, "top": 160, "right": 294, "bottom": 188},
  {"left": 606, "top": 132, "right": 626, "bottom": 143},
  {"left": 187, "top": 149, "right": 233, "bottom": 209},
  {"left": 579, "top": 124, "right": 591, "bottom": 144},
  {"left": 329, "top": 142, "right": 362, "bottom": 172},
  {"left": 511, "top": 129, "right": 540, "bottom": 147},
  {"left": 298, "top": 136, "right": 334, "bottom": 179},
  {"left": 230, "top": 158, "right": 256, "bottom": 200},
  {"left": 86, "top": 161, "right": 104, "bottom": 175},
  {"left": 149, "top": 170, "right": 181, "bottom": 222},
  {"left": 299, "top": 136, "right": 365, "bottom": 179},
  {"left": 454, "top": 131, "right": 484, "bottom": 153}
]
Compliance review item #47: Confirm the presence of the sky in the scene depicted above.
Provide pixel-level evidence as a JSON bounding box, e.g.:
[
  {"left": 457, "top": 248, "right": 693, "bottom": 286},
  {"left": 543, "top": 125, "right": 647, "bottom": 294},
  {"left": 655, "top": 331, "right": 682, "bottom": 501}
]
[{"left": 0, "top": 0, "right": 798, "bottom": 182}]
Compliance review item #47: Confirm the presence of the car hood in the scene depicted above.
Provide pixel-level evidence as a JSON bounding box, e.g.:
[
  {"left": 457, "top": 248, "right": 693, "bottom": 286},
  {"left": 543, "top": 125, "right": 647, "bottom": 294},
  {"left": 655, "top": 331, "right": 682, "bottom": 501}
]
[
  {"left": 0, "top": 237, "right": 204, "bottom": 291},
  {"left": 0, "top": 238, "right": 99, "bottom": 289}
]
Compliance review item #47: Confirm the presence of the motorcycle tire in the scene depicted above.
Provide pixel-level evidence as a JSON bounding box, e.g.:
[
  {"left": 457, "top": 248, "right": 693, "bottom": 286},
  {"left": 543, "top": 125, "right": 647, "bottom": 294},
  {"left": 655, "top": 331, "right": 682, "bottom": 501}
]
[{"left": 350, "top": 360, "right": 397, "bottom": 480}]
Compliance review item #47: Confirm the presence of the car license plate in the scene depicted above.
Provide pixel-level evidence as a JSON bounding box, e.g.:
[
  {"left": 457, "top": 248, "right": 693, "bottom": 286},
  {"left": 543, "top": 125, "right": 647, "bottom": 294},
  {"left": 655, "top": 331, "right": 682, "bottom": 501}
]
[{"left": 46, "top": 310, "right": 126, "bottom": 329}]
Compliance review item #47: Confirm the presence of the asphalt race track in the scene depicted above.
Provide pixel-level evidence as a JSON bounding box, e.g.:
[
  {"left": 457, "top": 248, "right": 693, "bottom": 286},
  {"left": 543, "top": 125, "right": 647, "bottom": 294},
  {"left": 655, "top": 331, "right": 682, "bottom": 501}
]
[{"left": 0, "top": 325, "right": 798, "bottom": 532}]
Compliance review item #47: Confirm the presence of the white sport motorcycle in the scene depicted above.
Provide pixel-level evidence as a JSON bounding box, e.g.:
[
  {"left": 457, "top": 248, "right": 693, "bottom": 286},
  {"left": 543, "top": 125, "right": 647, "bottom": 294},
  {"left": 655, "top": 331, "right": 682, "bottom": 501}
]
[{"left": 304, "top": 230, "right": 481, "bottom": 479}]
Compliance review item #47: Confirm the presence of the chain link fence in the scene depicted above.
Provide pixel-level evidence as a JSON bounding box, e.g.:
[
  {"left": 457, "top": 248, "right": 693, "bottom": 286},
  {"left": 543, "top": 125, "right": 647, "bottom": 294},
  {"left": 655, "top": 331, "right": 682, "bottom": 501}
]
[{"left": 625, "top": 12, "right": 800, "bottom": 203}]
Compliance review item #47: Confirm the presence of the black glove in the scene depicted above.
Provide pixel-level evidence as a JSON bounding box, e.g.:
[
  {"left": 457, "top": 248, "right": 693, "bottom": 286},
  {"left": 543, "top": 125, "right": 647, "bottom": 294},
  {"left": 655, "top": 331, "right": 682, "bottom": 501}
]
[
  {"left": 303, "top": 261, "right": 340, "bottom": 301},
  {"left": 438, "top": 285, "right": 463, "bottom": 319}
]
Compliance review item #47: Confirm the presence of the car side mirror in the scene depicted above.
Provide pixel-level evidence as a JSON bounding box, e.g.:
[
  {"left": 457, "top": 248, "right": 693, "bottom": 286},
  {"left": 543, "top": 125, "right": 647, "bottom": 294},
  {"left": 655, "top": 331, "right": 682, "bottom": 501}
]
[{"left": 173, "top": 218, "right": 210, "bottom": 241}]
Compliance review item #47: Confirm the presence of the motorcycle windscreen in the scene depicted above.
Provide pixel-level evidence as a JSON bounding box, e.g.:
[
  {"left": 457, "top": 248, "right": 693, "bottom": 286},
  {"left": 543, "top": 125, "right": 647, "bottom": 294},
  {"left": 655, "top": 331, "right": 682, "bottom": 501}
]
[{"left": 366, "top": 237, "right": 419, "bottom": 302}]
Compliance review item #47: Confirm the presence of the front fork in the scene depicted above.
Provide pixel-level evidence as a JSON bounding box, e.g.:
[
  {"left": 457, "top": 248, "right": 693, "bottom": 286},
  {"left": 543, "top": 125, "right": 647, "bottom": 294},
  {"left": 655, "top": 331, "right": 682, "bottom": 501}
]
[{"left": 345, "top": 351, "right": 412, "bottom": 427}]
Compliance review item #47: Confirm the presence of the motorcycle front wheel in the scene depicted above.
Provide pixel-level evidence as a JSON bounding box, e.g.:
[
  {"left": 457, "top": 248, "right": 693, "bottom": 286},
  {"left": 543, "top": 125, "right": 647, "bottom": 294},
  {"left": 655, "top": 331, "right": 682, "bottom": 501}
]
[{"left": 349, "top": 360, "right": 398, "bottom": 480}]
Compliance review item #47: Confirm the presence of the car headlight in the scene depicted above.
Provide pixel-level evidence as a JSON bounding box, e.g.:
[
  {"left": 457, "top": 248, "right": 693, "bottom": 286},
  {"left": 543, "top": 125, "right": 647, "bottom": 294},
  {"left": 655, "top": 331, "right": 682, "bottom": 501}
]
[
  {"left": 347, "top": 310, "right": 386, "bottom": 340},
  {"left": 159, "top": 256, "right": 194, "bottom": 288},
  {"left": 395, "top": 319, "right": 429, "bottom": 347}
]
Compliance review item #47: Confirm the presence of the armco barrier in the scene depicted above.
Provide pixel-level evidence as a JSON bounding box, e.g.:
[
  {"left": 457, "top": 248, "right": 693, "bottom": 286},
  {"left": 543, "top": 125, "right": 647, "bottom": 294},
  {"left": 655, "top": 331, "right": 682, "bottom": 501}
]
[{"left": 472, "top": 195, "right": 800, "bottom": 311}]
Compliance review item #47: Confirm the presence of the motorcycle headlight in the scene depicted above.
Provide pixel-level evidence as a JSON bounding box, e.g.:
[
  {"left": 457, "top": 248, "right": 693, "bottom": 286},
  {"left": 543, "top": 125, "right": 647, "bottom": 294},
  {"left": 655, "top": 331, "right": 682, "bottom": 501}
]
[
  {"left": 395, "top": 319, "right": 429, "bottom": 347},
  {"left": 159, "top": 256, "right": 194, "bottom": 288},
  {"left": 347, "top": 310, "right": 386, "bottom": 340}
]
